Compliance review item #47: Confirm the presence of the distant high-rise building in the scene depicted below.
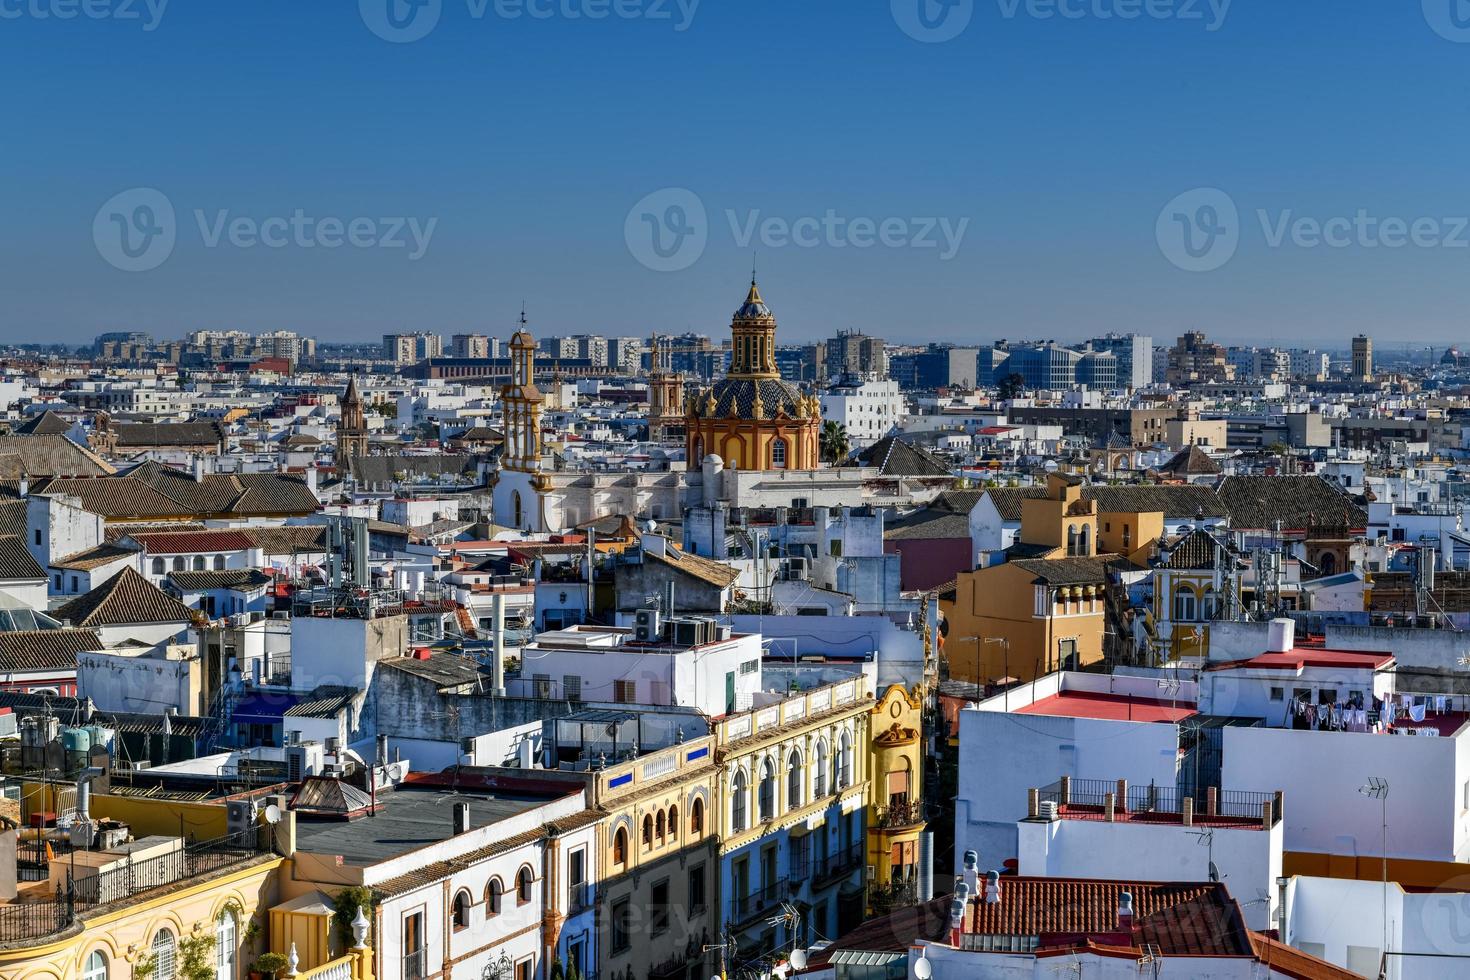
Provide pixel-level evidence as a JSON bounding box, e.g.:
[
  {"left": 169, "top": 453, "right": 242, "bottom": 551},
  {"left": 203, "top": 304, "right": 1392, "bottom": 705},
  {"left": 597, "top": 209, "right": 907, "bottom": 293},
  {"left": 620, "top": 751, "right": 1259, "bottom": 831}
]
[
  {"left": 451, "top": 333, "right": 491, "bottom": 359},
  {"left": 384, "top": 332, "right": 443, "bottom": 365},
  {"left": 826, "top": 330, "right": 888, "bottom": 380},
  {"left": 1085, "top": 333, "right": 1153, "bottom": 389},
  {"left": 1166, "top": 331, "right": 1234, "bottom": 385},
  {"left": 890, "top": 344, "right": 979, "bottom": 390},
  {"left": 1005, "top": 344, "right": 1083, "bottom": 390},
  {"left": 1352, "top": 334, "right": 1374, "bottom": 381},
  {"left": 1288, "top": 349, "right": 1330, "bottom": 381}
]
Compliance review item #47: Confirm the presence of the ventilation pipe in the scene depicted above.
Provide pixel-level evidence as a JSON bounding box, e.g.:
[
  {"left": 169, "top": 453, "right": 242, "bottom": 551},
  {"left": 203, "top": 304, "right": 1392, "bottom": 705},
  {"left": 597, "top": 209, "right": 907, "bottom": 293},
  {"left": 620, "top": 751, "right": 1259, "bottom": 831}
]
[
  {"left": 916, "top": 832, "right": 934, "bottom": 902},
  {"left": 452, "top": 801, "right": 471, "bottom": 836},
  {"left": 984, "top": 870, "right": 1001, "bottom": 904},
  {"left": 962, "top": 849, "right": 980, "bottom": 897},
  {"left": 491, "top": 593, "right": 507, "bottom": 696}
]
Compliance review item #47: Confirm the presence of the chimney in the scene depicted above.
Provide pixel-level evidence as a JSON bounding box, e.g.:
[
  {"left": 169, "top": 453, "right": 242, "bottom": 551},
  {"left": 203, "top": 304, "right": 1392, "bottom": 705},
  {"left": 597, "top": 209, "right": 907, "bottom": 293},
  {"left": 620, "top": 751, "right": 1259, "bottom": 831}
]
[
  {"left": 984, "top": 870, "right": 1001, "bottom": 904},
  {"left": 376, "top": 734, "right": 388, "bottom": 767},
  {"left": 949, "top": 882, "right": 970, "bottom": 946},
  {"left": 1118, "top": 891, "right": 1135, "bottom": 932},
  {"left": 962, "top": 850, "right": 980, "bottom": 897},
  {"left": 452, "top": 801, "right": 471, "bottom": 836}
]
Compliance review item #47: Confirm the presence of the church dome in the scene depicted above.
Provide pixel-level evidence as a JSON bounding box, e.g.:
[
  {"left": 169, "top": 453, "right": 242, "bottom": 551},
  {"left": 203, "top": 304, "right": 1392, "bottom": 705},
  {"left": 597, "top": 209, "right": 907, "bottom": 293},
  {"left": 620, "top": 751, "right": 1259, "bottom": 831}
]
[
  {"left": 696, "top": 376, "right": 813, "bottom": 422},
  {"left": 735, "top": 281, "right": 773, "bottom": 321}
]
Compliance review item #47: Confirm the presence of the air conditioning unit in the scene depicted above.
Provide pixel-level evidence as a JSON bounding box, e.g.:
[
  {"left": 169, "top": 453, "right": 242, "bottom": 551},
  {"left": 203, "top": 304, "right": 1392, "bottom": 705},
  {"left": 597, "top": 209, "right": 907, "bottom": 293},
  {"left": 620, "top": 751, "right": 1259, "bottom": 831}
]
[
  {"left": 225, "top": 800, "right": 257, "bottom": 836},
  {"left": 671, "top": 618, "right": 702, "bottom": 647},
  {"left": 287, "top": 742, "right": 325, "bottom": 782},
  {"left": 785, "top": 558, "right": 808, "bottom": 582},
  {"left": 1038, "top": 801, "right": 1059, "bottom": 821},
  {"left": 634, "top": 608, "right": 661, "bottom": 643}
]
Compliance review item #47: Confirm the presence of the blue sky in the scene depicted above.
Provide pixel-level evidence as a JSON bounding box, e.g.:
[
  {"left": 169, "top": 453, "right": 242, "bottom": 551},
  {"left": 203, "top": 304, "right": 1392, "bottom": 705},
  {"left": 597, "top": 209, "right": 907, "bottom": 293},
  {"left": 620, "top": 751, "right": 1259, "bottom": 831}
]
[{"left": 5, "top": 1, "right": 1470, "bottom": 349}]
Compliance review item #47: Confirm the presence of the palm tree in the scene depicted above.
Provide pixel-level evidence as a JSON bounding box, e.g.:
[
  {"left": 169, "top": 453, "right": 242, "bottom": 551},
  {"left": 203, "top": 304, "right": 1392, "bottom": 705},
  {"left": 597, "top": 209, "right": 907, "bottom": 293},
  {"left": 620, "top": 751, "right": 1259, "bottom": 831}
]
[{"left": 821, "top": 421, "right": 851, "bottom": 464}]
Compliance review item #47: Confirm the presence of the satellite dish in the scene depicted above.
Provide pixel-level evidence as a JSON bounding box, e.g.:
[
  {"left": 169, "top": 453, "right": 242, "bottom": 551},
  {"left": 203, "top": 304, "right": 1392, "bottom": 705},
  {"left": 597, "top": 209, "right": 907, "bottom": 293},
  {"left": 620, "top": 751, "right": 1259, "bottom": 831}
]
[
  {"left": 1208, "top": 861, "right": 1221, "bottom": 883},
  {"left": 645, "top": 519, "right": 658, "bottom": 533},
  {"left": 790, "top": 949, "right": 808, "bottom": 970},
  {"left": 913, "top": 954, "right": 933, "bottom": 980},
  {"left": 263, "top": 804, "right": 282, "bottom": 825}
]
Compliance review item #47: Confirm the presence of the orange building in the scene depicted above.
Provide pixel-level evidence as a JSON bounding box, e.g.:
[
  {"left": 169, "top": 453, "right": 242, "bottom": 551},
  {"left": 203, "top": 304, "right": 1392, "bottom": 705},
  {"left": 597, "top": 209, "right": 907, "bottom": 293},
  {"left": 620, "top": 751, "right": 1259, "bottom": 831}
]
[{"left": 684, "top": 279, "right": 820, "bottom": 471}]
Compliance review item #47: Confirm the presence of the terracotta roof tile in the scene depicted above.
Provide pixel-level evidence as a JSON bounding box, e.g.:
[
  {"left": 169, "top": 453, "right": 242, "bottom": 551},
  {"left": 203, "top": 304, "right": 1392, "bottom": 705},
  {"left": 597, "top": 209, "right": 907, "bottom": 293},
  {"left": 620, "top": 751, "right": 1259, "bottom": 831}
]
[{"left": 56, "top": 567, "right": 194, "bottom": 628}]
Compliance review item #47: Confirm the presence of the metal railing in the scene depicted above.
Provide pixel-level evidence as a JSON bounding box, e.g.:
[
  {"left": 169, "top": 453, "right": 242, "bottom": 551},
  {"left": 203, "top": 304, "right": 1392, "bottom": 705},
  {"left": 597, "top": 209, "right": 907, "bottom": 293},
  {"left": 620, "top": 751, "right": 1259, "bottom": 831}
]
[
  {"left": 1035, "top": 780, "right": 1282, "bottom": 827},
  {"left": 401, "top": 948, "right": 428, "bottom": 980},
  {"left": 0, "top": 831, "right": 264, "bottom": 944},
  {"left": 875, "top": 798, "right": 925, "bottom": 829},
  {"left": 811, "top": 843, "right": 865, "bottom": 884},
  {"left": 733, "top": 878, "right": 787, "bottom": 922}
]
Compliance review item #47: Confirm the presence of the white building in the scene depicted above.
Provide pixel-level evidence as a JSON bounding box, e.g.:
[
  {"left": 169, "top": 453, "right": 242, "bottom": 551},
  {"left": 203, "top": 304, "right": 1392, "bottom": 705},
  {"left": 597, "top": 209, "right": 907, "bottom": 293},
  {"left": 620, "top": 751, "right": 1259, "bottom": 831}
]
[
  {"left": 509, "top": 621, "right": 763, "bottom": 715},
  {"left": 820, "top": 377, "right": 906, "bottom": 448}
]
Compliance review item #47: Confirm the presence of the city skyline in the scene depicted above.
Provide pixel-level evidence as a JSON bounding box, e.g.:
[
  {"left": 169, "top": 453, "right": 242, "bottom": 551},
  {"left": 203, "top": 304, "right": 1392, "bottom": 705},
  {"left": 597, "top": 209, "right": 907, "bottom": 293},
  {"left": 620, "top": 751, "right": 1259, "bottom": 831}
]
[{"left": 8, "top": 4, "right": 1470, "bottom": 343}]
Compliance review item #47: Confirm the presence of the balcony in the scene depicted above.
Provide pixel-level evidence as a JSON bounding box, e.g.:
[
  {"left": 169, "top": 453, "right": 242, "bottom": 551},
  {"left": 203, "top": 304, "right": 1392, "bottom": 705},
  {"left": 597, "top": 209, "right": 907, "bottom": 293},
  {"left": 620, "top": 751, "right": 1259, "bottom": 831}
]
[
  {"left": 732, "top": 878, "right": 787, "bottom": 924},
  {"left": 1033, "top": 778, "right": 1283, "bottom": 828},
  {"left": 402, "top": 947, "right": 428, "bottom": 980},
  {"left": 874, "top": 798, "right": 925, "bottom": 830},
  {"left": 811, "top": 843, "right": 865, "bottom": 886},
  {"left": 0, "top": 831, "right": 267, "bottom": 945}
]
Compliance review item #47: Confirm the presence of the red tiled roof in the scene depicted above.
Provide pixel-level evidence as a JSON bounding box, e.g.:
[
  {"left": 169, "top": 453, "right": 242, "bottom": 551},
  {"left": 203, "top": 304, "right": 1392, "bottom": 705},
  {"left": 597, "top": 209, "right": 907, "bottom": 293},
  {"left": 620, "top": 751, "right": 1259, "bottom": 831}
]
[
  {"left": 1249, "top": 932, "right": 1363, "bottom": 979},
  {"left": 1015, "top": 691, "right": 1197, "bottom": 723},
  {"left": 128, "top": 530, "right": 257, "bottom": 555},
  {"left": 1204, "top": 648, "right": 1393, "bottom": 672},
  {"left": 964, "top": 877, "right": 1251, "bottom": 956}
]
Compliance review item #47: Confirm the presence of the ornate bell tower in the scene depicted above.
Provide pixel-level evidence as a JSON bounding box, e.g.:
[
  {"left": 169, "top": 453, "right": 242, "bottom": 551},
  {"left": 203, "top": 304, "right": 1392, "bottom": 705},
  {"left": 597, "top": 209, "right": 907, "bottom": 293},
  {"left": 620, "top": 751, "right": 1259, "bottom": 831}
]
[
  {"left": 647, "top": 334, "right": 686, "bottom": 443},
  {"left": 501, "top": 319, "right": 545, "bottom": 473},
  {"left": 335, "top": 375, "right": 370, "bottom": 466}
]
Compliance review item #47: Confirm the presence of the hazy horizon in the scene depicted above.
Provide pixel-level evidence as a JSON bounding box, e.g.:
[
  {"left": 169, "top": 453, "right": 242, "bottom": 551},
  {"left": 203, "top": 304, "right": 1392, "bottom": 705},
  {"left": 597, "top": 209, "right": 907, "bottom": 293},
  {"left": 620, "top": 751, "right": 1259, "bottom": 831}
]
[{"left": 7, "top": 3, "right": 1470, "bottom": 347}]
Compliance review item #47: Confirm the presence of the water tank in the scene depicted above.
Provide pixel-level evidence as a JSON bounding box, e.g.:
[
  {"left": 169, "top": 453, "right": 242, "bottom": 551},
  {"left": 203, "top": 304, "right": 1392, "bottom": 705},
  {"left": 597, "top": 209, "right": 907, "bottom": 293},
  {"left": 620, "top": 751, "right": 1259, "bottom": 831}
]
[
  {"left": 61, "top": 728, "right": 92, "bottom": 755},
  {"left": 1266, "top": 618, "right": 1295, "bottom": 653}
]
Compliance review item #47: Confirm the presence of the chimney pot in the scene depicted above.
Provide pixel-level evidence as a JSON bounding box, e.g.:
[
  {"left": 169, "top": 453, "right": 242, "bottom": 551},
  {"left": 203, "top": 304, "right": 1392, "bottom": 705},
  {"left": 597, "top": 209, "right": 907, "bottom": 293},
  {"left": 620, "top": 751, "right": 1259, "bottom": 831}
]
[{"left": 452, "top": 801, "right": 471, "bottom": 835}]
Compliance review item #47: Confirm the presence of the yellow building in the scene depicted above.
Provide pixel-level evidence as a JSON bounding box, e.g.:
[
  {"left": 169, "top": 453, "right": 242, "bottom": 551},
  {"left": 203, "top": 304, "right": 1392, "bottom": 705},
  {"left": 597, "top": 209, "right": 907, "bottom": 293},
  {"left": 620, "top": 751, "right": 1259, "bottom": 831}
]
[
  {"left": 592, "top": 735, "right": 721, "bottom": 980},
  {"left": 713, "top": 677, "right": 872, "bottom": 963},
  {"left": 685, "top": 280, "right": 820, "bottom": 472},
  {"left": 865, "top": 684, "right": 926, "bottom": 914},
  {"left": 944, "top": 474, "right": 1117, "bottom": 685}
]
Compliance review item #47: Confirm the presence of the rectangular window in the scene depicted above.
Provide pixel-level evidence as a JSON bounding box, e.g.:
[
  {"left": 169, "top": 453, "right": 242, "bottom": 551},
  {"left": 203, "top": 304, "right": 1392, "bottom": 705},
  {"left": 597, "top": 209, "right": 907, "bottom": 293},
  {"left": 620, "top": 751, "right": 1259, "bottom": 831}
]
[
  {"left": 739, "top": 659, "right": 759, "bottom": 675},
  {"left": 570, "top": 847, "right": 586, "bottom": 908},
  {"left": 612, "top": 899, "right": 631, "bottom": 953},
  {"left": 402, "top": 911, "right": 426, "bottom": 980},
  {"left": 651, "top": 878, "right": 670, "bottom": 935},
  {"left": 1270, "top": 687, "right": 1284, "bottom": 702},
  {"left": 689, "top": 863, "right": 707, "bottom": 916},
  {"left": 564, "top": 675, "right": 582, "bottom": 701},
  {"left": 516, "top": 959, "right": 532, "bottom": 980},
  {"left": 33, "top": 529, "right": 41, "bottom": 546},
  {"left": 614, "top": 680, "right": 636, "bottom": 704}
]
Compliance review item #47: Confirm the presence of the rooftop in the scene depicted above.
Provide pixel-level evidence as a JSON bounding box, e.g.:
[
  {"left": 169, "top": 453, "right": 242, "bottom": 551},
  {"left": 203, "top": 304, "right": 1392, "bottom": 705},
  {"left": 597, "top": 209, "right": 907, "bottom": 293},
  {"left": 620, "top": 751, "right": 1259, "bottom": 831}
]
[
  {"left": 1204, "top": 647, "right": 1395, "bottom": 672},
  {"left": 291, "top": 782, "right": 556, "bottom": 867},
  {"left": 1015, "top": 691, "right": 1198, "bottom": 724}
]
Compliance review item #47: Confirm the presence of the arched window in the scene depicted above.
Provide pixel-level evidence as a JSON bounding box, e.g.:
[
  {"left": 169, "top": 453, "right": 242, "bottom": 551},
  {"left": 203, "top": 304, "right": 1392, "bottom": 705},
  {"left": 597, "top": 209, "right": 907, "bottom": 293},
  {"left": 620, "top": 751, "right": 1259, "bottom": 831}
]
[
  {"left": 1067, "top": 525, "right": 1078, "bottom": 556},
  {"left": 690, "top": 797, "right": 704, "bottom": 835},
  {"left": 642, "top": 814, "right": 654, "bottom": 848},
  {"left": 667, "top": 804, "right": 678, "bottom": 839},
  {"left": 1078, "top": 525, "right": 1091, "bottom": 557},
  {"left": 1202, "top": 587, "right": 1220, "bottom": 621},
  {"left": 613, "top": 828, "right": 628, "bottom": 866},
  {"left": 516, "top": 866, "right": 534, "bottom": 904},
  {"left": 1122, "top": 524, "right": 1132, "bottom": 550},
  {"left": 1321, "top": 552, "right": 1337, "bottom": 576},
  {"left": 82, "top": 951, "right": 108, "bottom": 980},
  {"left": 151, "top": 558, "right": 165, "bottom": 575},
  {"left": 172, "top": 556, "right": 185, "bottom": 572},
  {"left": 486, "top": 877, "right": 504, "bottom": 916},
  {"left": 192, "top": 555, "right": 206, "bottom": 571},
  {"left": 512, "top": 491, "right": 523, "bottom": 528},
  {"left": 216, "top": 908, "right": 237, "bottom": 979},
  {"left": 787, "top": 749, "right": 804, "bottom": 810},
  {"left": 772, "top": 439, "right": 787, "bottom": 469},
  {"left": 655, "top": 810, "right": 666, "bottom": 840},
  {"left": 814, "top": 739, "right": 829, "bottom": 798},
  {"left": 151, "top": 929, "right": 176, "bottom": 980},
  {"left": 758, "top": 757, "right": 776, "bottom": 822},
  {"left": 731, "top": 770, "right": 748, "bottom": 832},
  {"left": 213, "top": 554, "right": 226, "bottom": 570},
  {"left": 1173, "top": 585, "right": 1197, "bottom": 622},
  {"left": 452, "top": 890, "right": 472, "bottom": 930},
  {"left": 837, "top": 731, "right": 853, "bottom": 790}
]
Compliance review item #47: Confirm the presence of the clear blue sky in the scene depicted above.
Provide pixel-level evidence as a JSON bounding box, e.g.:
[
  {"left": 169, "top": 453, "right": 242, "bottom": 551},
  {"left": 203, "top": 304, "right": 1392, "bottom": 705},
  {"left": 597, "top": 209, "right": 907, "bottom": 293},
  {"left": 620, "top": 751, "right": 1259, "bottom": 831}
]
[{"left": 5, "top": 1, "right": 1470, "bottom": 350}]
